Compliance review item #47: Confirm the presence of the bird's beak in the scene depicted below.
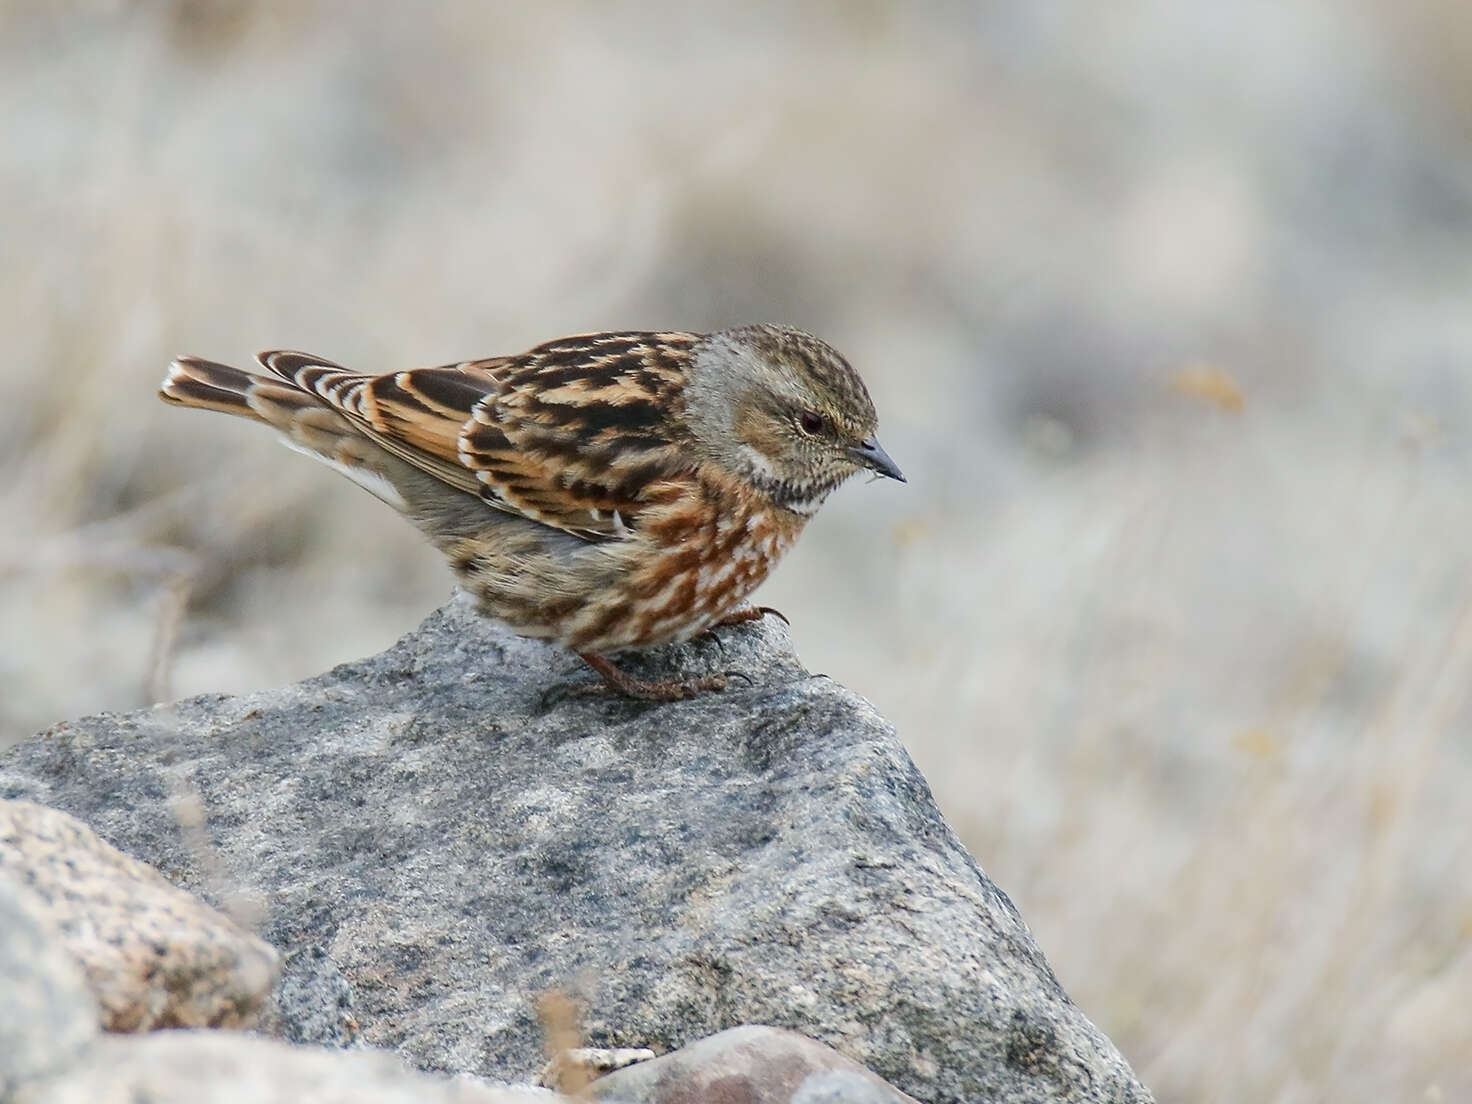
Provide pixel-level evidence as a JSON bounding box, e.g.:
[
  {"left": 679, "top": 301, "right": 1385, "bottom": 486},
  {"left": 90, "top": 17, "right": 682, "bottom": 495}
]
[{"left": 850, "top": 436, "right": 906, "bottom": 482}]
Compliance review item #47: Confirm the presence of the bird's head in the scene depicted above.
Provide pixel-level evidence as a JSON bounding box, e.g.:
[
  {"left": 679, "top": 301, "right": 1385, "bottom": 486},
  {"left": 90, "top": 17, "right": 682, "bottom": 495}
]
[{"left": 685, "top": 324, "right": 904, "bottom": 516}]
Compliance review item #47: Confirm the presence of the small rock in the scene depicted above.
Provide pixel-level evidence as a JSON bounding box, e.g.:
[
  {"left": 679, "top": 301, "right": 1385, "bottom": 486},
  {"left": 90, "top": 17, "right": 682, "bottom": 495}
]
[
  {"left": 18, "top": 1030, "right": 563, "bottom": 1104},
  {"left": 0, "top": 800, "right": 280, "bottom": 1032},
  {"left": 586, "top": 1026, "right": 917, "bottom": 1104},
  {"left": 792, "top": 1069, "right": 918, "bottom": 1104},
  {"left": 0, "top": 875, "right": 99, "bottom": 1097}
]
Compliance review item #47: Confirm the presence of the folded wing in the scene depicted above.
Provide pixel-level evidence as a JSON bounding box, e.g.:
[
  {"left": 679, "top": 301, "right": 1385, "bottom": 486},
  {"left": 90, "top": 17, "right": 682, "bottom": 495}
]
[{"left": 257, "top": 332, "right": 699, "bottom": 541}]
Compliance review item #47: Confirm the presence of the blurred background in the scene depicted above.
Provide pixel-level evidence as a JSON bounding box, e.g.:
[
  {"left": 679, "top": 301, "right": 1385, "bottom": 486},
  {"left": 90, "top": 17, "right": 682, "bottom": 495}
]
[{"left": 3, "top": 1, "right": 1470, "bottom": 1100}]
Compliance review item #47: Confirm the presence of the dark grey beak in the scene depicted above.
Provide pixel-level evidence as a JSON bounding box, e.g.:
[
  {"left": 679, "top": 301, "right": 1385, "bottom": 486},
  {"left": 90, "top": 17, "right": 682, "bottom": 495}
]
[{"left": 850, "top": 436, "right": 906, "bottom": 482}]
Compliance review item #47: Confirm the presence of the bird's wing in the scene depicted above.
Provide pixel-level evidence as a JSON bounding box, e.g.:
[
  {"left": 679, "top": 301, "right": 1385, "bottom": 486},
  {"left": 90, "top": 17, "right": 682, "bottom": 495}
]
[{"left": 256, "top": 332, "right": 700, "bottom": 541}]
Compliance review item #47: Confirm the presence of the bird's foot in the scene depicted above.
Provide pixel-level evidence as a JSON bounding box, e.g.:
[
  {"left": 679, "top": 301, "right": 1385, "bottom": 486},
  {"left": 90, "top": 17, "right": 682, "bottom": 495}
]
[
  {"left": 573, "top": 652, "right": 731, "bottom": 702},
  {"left": 713, "top": 605, "right": 790, "bottom": 628}
]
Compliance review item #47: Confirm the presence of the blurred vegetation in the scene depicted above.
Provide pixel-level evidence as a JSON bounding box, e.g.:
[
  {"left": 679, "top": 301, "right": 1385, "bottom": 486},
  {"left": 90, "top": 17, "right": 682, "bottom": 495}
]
[{"left": 3, "top": 2, "right": 1470, "bottom": 1101}]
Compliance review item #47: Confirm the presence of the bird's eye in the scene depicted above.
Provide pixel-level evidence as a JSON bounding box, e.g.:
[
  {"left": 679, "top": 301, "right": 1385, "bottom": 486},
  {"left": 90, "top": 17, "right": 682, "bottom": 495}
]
[{"left": 798, "top": 410, "right": 826, "bottom": 435}]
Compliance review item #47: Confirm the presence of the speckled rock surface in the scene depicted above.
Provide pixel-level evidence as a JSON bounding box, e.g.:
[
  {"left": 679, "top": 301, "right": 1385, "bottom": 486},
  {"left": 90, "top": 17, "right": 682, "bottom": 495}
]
[
  {"left": 587, "top": 1025, "right": 918, "bottom": 1103},
  {"left": 0, "top": 875, "right": 98, "bottom": 1097},
  {"left": 17, "top": 1030, "right": 561, "bottom": 1104},
  {"left": 0, "top": 593, "right": 1152, "bottom": 1104},
  {"left": 260, "top": 943, "right": 361, "bottom": 1047},
  {"left": 0, "top": 800, "right": 279, "bottom": 1032}
]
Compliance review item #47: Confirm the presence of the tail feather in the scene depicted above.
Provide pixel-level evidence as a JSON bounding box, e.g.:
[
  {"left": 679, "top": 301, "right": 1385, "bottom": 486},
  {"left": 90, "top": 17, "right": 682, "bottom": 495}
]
[
  {"left": 159, "top": 353, "right": 415, "bottom": 511},
  {"left": 160, "top": 357, "right": 270, "bottom": 421},
  {"left": 160, "top": 356, "right": 333, "bottom": 428}
]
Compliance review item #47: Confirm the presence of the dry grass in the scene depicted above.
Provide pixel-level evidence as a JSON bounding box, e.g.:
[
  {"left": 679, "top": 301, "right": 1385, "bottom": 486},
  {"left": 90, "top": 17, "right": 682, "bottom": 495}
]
[{"left": 3, "top": 3, "right": 1470, "bottom": 1101}]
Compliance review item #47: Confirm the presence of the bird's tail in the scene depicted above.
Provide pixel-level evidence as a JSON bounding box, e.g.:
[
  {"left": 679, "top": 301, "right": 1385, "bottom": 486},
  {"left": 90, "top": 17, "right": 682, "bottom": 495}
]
[
  {"left": 160, "top": 356, "right": 299, "bottom": 424},
  {"left": 161, "top": 354, "right": 361, "bottom": 447},
  {"left": 160, "top": 354, "right": 421, "bottom": 512}
]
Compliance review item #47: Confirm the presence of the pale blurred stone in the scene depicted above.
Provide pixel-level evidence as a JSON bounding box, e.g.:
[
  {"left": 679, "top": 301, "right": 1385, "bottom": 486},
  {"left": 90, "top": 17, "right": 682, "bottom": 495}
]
[
  {"left": 0, "top": 800, "right": 279, "bottom": 1032},
  {"left": 0, "top": 875, "right": 98, "bottom": 1097},
  {"left": 19, "top": 1031, "right": 561, "bottom": 1104}
]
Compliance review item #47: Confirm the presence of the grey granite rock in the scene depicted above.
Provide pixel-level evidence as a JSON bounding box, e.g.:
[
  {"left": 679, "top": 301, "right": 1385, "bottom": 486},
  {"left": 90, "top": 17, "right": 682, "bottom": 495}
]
[
  {"left": 0, "top": 593, "right": 1152, "bottom": 1104},
  {"left": 19, "top": 1031, "right": 561, "bottom": 1104},
  {"left": 586, "top": 1025, "right": 918, "bottom": 1103},
  {"left": 0, "top": 875, "right": 98, "bottom": 1098},
  {"left": 261, "top": 944, "right": 361, "bottom": 1048},
  {"left": 0, "top": 800, "right": 279, "bottom": 1032}
]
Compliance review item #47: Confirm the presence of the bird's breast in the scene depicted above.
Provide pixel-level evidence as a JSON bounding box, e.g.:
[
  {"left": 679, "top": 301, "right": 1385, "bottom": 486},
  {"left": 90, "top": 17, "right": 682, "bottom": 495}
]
[{"left": 564, "top": 475, "right": 804, "bottom": 651}]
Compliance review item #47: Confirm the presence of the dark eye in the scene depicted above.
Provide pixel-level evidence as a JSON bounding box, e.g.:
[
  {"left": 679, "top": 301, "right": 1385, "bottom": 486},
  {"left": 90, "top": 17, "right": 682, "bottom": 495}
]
[{"left": 798, "top": 410, "right": 826, "bottom": 435}]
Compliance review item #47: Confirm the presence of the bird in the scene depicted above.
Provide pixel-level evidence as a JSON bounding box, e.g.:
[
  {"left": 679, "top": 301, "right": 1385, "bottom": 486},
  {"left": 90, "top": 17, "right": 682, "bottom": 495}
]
[{"left": 159, "top": 324, "right": 904, "bottom": 701}]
